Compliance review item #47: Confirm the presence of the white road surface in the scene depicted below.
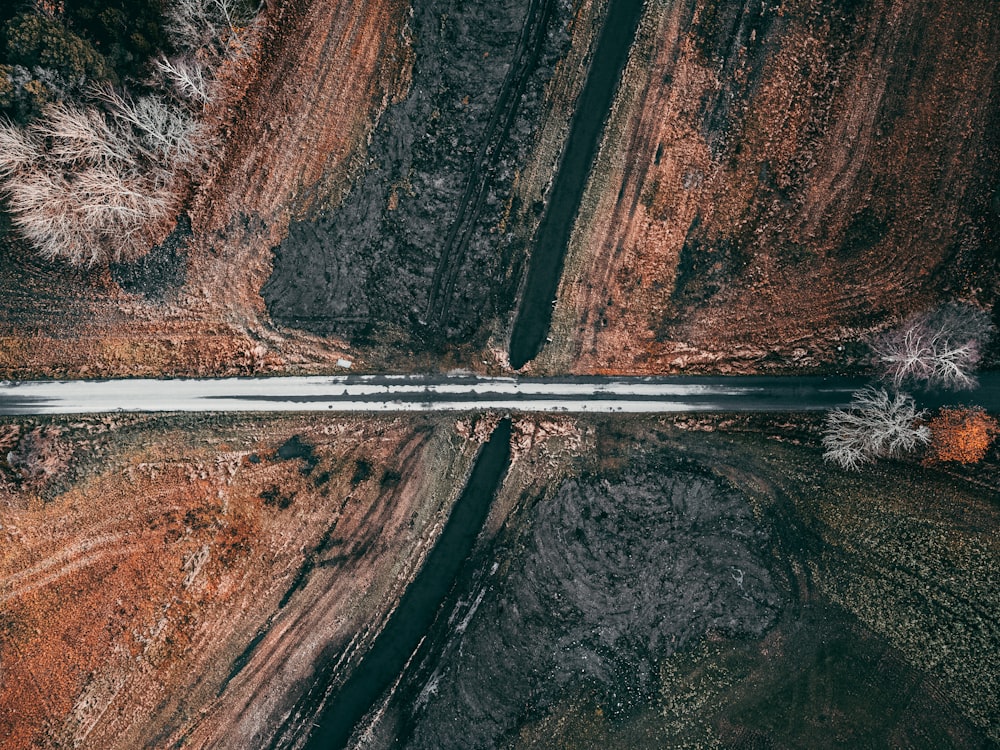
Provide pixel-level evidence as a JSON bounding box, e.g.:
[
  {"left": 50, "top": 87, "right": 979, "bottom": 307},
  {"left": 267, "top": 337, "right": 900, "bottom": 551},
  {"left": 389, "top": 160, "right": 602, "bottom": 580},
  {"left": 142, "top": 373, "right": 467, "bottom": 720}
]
[{"left": 0, "top": 374, "right": 885, "bottom": 415}]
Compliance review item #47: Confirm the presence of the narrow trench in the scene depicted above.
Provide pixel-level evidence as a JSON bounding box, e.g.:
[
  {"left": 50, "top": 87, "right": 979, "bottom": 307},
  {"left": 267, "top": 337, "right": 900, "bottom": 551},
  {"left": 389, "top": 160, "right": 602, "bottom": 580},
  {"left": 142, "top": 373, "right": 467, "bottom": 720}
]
[
  {"left": 508, "top": 0, "right": 647, "bottom": 369},
  {"left": 301, "top": 418, "right": 512, "bottom": 750}
]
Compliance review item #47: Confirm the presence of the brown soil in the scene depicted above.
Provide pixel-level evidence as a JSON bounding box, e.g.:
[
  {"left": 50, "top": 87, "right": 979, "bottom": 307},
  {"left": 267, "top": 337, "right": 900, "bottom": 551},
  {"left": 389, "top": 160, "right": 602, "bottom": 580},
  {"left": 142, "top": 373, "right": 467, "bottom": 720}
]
[
  {"left": 0, "top": 0, "right": 412, "bottom": 378},
  {"left": 540, "top": 0, "right": 1000, "bottom": 375},
  {"left": 0, "top": 413, "right": 479, "bottom": 749}
]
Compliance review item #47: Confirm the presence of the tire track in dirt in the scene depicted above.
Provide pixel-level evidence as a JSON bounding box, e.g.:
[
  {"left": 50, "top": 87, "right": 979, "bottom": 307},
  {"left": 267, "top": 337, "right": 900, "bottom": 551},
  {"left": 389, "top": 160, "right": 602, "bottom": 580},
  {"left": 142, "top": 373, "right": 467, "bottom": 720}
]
[{"left": 423, "top": 0, "right": 557, "bottom": 328}]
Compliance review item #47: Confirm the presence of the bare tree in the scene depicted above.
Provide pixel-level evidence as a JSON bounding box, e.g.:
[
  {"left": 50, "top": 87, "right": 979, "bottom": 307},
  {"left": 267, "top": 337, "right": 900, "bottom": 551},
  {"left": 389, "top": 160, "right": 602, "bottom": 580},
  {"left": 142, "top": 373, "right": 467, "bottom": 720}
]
[
  {"left": 165, "top": 0, "right": 260, "bottom": 58},
  {"left": 155, "top": 56, "right": 212, "bottom": 104},
  {"left": 0, "top": 121, "right": 42, "bottom": 177},
  {"left": 156, "top": 0, "right": 262, "bottom": 106},
  {"left": 0, "top": 96, "right": 193, "bottom": 264},
  {"left": 0, "top": 0, "right": 263, "bottom": 265},
  {"left": 872, "top": 303, "right": 992, "bottom": 391},
  {"left": 95, "top": 86, "right": 203, "bottom": 163},
  {"left": 822, "top": 387, "right": 931, "bottom": 471},
  {"left": 32, "top": 102, "right": 137, "bottom": 166}
]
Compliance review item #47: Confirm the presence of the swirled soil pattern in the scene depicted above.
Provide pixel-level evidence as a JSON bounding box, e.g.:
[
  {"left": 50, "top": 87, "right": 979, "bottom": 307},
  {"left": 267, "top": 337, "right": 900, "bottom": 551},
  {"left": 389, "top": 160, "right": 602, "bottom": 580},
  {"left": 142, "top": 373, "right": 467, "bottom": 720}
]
[{"left": 401, "top": 461, "right": 782, "bottom": 748}]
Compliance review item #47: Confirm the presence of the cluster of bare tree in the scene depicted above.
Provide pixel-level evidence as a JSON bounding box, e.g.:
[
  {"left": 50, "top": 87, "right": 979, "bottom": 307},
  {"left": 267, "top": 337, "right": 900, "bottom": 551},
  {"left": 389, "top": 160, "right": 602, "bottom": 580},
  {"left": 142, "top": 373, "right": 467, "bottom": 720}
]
[
  {"left": 0, "top": 94, "right": 198, "bottom": 263},
  {"left": 0, "top": 0, "right": 261, "bottom": 265},
  {"left": 156, "top": 0, "right": 260, "bottom": 105},
  {"left": 823, "top": 302, "right": 994, "bottom": 471}
]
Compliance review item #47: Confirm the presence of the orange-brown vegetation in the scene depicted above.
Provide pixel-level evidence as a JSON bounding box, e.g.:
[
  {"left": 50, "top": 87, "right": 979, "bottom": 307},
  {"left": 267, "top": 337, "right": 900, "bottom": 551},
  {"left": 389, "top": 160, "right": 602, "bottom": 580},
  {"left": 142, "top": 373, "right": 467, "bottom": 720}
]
[
  {"left": 924, "top": 407, "right": 999, "bottom": 465},
  {"left": 0, "top": 414, "right": 477, "bottom": 749},
  {"left": 543, "top": 0, "right": 1000, "bottom": 375}
]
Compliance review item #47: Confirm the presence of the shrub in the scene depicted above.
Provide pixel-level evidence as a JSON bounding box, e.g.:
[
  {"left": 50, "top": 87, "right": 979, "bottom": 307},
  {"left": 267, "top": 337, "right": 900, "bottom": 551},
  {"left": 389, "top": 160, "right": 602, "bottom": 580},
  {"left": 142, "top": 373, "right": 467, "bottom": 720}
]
[
  {"left": 4, "top": 12, "right": 112, "bottom": 82},
  {"left": 924, "top": 407, "right": 999, "bottom": 464},
  {"left": 0, "top": 95, "right": 200, "bottom": 264},
  {"left": 872, "top": 303, "right": 993, "bottom": 391}
]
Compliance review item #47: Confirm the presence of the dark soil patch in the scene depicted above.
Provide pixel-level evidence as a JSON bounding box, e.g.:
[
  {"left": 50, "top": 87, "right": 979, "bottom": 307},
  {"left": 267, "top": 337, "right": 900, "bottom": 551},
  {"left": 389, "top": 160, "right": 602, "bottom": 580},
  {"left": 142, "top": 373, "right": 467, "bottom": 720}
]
[
  {"left": 275, "top": 434, "right": 319, "bottom": 474},
  {"left": 660, "top": 212, "right": 750, "bottom": 331},
  {"left": 396, "top": 453, "right": 783, "bottom": 749},
  {"left": 263, "top": 0, "right": 577, "bottom": 353},
  {"left": 109, "top": 214, "right": 190, "bottom": 300},
  {"left": 260, "top": 486, "right": 294, "bottom": 509},
  {"left": 837, "top": 205, "right": 892, "bottom": 259},
  {"left": 351, "top": 459, "right": 373, "bottom": 485}
]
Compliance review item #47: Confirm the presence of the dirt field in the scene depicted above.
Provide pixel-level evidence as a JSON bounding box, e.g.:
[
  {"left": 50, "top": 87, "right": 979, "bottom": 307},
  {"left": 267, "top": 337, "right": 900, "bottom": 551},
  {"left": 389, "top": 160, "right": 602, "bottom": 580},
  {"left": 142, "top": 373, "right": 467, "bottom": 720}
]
[
  {"left": 0, "top": 0, "right": 609, "bottom": 378},
  {"left": 349, "top": 414, "right": 1000, "bottom": 747},
  {"left": 0, "top": 0, "right": 996, "bottom": 378},
  {"left": 1, "top": 409, "right": 996, "bottom": 748},
  {"left": 0, "top": 413, "right": 481, "bottom": 749},
  {"left": 539, "top": 0, "right": 1000, "bottom": 375},
  {"left": 0, "top": 0, "right": 413, "bottom": 378}
]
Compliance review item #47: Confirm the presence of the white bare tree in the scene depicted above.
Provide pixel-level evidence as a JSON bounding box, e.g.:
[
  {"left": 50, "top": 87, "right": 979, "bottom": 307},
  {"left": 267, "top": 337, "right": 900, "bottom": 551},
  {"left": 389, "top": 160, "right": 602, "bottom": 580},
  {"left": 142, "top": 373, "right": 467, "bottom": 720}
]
[
  {"left": 155, "top": 56, "right": 212, "bottom": 104},
  {"left": 0, "top": 121, "right": 39, "bottom": 178},
  {"left": 32, "top": 102, "right": 136, "bottom": 166},
  {"left": 95, "top": 86, "right": 203, "bottom": 163},
  {"left": 0, "top": 0, "right": 264, "bottom": 265},
  {"left": 0, "top": 96, "right": 195, "bottom": 264},
  {"left": 872, "top": 303, "right": 992, "bottom": 391},
  {"left": 165, "top": 0, "right": 258, "bottom": 55},
  {"left": 156, "top": 0, "right": 262, "bottom": 105},
  {"left": 822, "top": 387, "right": 931, "bottom": 471}
]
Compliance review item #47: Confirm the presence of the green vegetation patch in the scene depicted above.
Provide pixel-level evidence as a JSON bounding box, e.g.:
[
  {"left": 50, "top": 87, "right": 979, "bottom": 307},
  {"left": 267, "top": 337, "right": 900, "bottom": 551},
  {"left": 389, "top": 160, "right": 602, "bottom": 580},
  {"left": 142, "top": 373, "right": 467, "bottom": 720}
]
[{"left": 0, "top": 1, "right": 171, "bottom": 124}]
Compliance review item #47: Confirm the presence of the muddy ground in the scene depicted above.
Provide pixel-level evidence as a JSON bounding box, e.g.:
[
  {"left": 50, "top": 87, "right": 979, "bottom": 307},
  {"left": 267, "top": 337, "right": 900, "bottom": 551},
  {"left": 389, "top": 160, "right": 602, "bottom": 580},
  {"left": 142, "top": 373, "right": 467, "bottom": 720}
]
[
  {"left": 355, "top": 415, "right": 1000, "bottom": 748},
  {"left": 262, "top": 0, "right": 594, "bottom": 360}
]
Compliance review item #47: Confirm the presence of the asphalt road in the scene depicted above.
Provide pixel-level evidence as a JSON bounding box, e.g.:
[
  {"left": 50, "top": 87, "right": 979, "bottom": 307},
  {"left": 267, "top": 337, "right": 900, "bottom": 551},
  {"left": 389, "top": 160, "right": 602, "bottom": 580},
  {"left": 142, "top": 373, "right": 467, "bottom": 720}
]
[{"left": 2, "top": 374, "right": 998, "bottom": 415}]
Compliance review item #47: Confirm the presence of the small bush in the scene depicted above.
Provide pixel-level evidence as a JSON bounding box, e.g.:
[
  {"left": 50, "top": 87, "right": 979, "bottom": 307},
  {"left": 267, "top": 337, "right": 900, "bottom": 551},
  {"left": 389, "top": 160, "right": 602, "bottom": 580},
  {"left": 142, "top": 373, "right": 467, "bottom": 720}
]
[{"left": 924, "top": 407, "right": 999, "bottom": 464}]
